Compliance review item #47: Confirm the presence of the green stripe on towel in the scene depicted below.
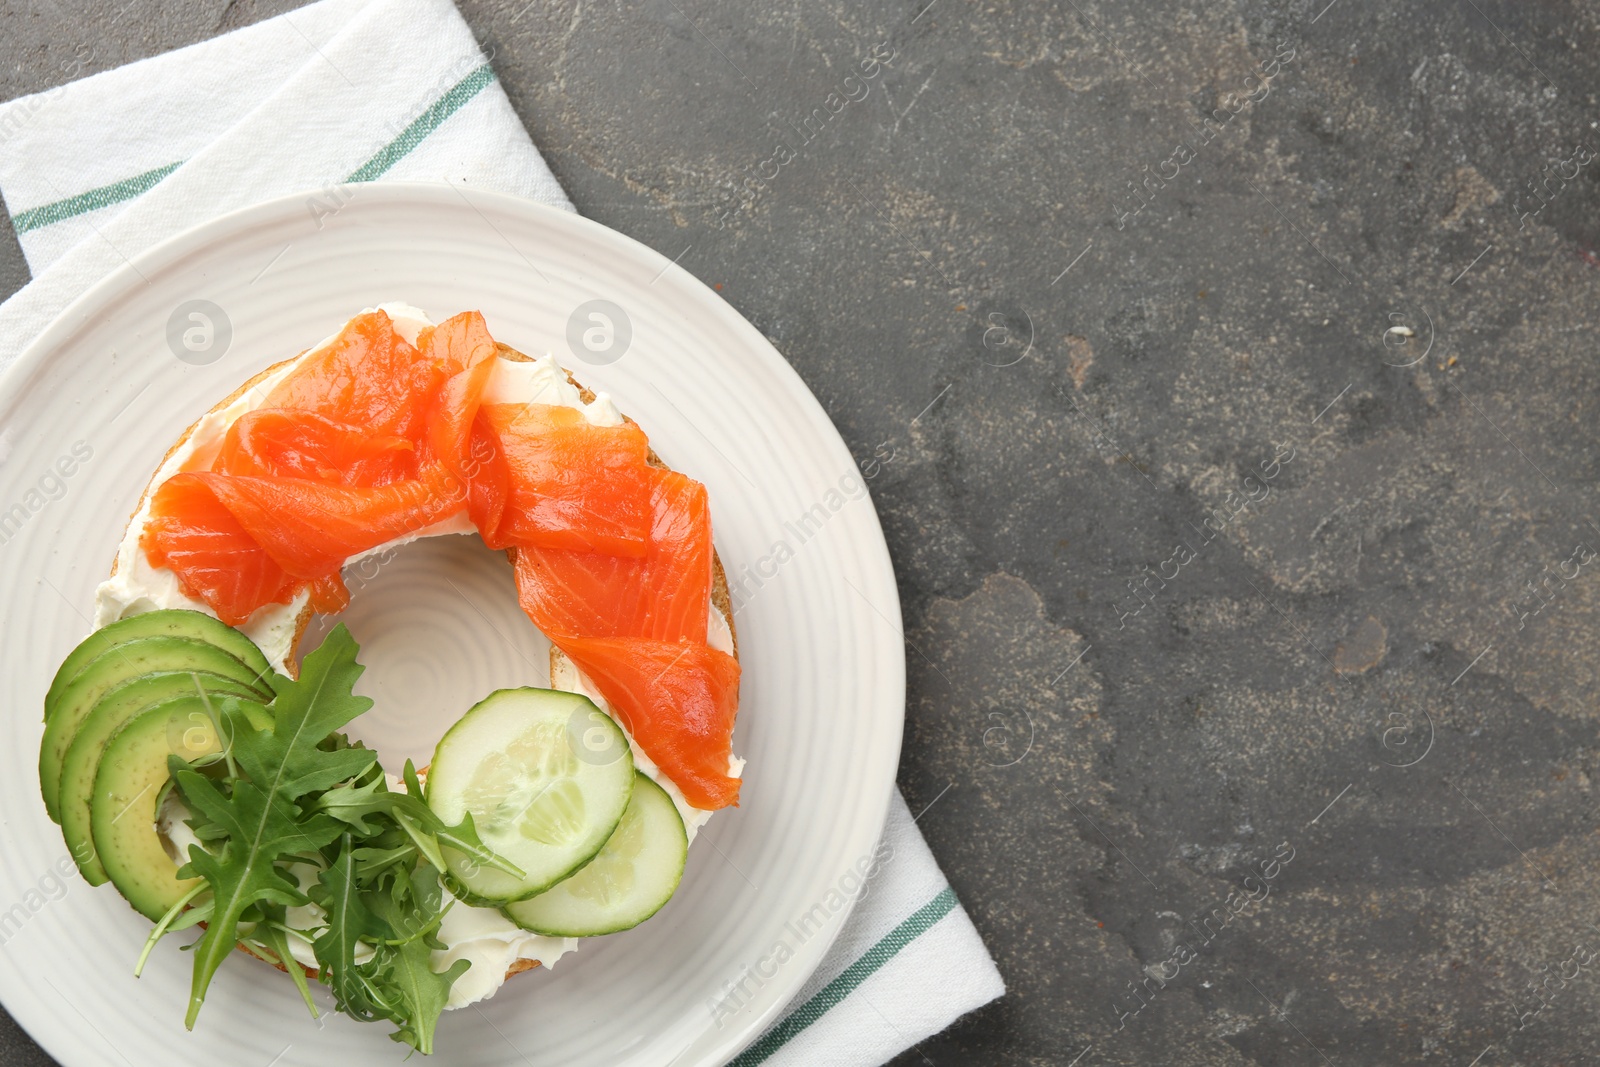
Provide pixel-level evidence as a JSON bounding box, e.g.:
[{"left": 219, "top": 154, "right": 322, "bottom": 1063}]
[
  {"left": 345, "top": 61, "right": 496, "bottom": 182},
  {"left": 730, "top": 885, "right": 960, "bottom": 1067},
  {"left": 11, "top": 161, "right": 181, "bottom": 234},
  {"left": 7, "top": 59, "right": 497, "bottom": 236}
]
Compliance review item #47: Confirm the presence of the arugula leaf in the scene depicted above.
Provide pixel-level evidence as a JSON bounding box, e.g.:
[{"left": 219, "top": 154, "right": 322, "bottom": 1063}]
[
  {"left": 229, "top": 626, "right": 378, "bottom": 800},
  {"left": 311, "top": 836, "right": 378, "bottom": 1020},
  {"left": 403, "top": 760, "right": 427, "bottom": 801},
  {"left": 352, "top": 843, "right": 417, "bottom": 881},
  {"left": 380, "top": 940, "right": 467, "bottom": 1055},
  {"left": 366, "top": 865, "right": 466, "bottom": 1056},
  {"left": 148, "top": 625, "right": 506, "bottom": 1052},
  {"left": 431, "top": 812, "right": 517, "bottom": 878},
  {"left": 170, "top": 625, "right": 375, "bottom": 1029},
  {"left": 256, "top": 921, "right": 318, "bottom": 1020},
  {"left": 393, "top": 865, "right": 452, "bottom": 952},
  {"left": 316, "top": 763, "right": 522, "bottom": 880},
  {"left": 318, "top": 775, "right": 391, "bottom": 836},
  {"left": 173, "top": 760, "right": 344, "bottom": 1027}
]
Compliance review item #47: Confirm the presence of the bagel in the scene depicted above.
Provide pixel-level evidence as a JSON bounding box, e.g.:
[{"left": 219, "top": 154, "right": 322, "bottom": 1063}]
[{"left": 92, "top": 303, "right": 740, "bottom": 1000}]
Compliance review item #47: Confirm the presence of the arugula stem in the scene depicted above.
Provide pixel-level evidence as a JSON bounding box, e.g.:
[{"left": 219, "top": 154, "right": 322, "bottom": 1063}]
[
  {"left": 135, "top": 881, "right": 207, "bottom": 977},
  {"left": 357, "top": 969, "right": 397, "bottom": 1013},
  {"left": 195, "top": 680, "right": 241, "bottom": 781},
  {"left": 395, "top": 813, "right": 447, "bottom": 875},
  {"left": 256, "top": 925, "right": 320, "bottom": 1020},
  {"left": 438, "top": 828, "right": 525, "bottom": 878},
  {"left": 263, "top": 919, "right": 319, "bottom": 944},
  {"left": 376, "top": 898, "right": 455, "bottom": 947}
]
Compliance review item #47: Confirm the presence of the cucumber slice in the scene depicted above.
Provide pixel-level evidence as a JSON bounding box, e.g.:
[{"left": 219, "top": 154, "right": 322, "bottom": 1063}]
[
  {"left": 503, "top": 772, "right": 687, "bottom": 937},
  {"left": 60, "top": 672, "right": 258, "bottom": 885},
  {"left": 91, "top": 697, "right": 223, "bottom": 921},
  {"left": 39, "top": 636, "right": 272, "bottom": 822},
  {"left": 426, "top": 688, "right": 635, "bottom": 904},
  {"left": 44, "top": 609, "right": 275, "bottom": 718}
]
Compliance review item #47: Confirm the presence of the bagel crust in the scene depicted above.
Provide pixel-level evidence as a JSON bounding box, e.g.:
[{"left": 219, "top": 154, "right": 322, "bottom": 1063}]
[{"left": 111, "top": 328, "right": 738, "bottom": 988}]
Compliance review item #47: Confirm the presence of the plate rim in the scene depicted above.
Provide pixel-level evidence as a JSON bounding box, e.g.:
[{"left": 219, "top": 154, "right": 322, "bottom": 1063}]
[{"left": 0, "top": 181, "right": 906, "bottom": 1067}]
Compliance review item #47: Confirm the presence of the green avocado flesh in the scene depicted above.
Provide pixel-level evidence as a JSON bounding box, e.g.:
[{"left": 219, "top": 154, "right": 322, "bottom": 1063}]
[
  {"left": 60, "top": 672, "right": 258, "bottom": 884},
  {"left": 44, "top": 609, "right": 274, "bottom": 719},
  {"left": 40, "top": 637, "right": 271, "bottom": 822},
  {"left": 91, "top": 697, "right": 224, "bottom": 922}
]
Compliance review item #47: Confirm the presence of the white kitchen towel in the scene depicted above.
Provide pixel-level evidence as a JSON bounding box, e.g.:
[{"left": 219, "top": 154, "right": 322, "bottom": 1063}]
[
  {"left": 0, "top": 0, "right": 570, "bottom": 369},
  {"left": 725, "top": 792, "right": 1003, "bottom": 1067},
  {"left": 0, "top": 0, "right": 1004, "bottom": 1063}
]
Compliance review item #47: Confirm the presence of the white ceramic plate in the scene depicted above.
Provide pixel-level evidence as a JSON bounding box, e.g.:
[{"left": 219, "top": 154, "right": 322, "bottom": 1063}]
[{"left": 0, "top": 183, "right": 904, "bottom": 1066}]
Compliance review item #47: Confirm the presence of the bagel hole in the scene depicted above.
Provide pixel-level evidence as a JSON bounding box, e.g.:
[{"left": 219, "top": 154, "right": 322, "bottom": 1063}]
[{"left": 297, "top": 534, "right": 552, "bottom": 771}]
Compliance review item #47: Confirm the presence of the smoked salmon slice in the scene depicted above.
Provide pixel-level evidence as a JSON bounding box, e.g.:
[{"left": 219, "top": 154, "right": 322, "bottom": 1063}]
[
  {"left": 513, "top": 468, "right": 712, "bottom": 643},
  {"left": 264, "top": 310, "right": 447, "bottom": 442},
  {"left": 157, "top": 469, "right": 465, "bottom": 583},
  {"left": 461, "top": 416, "right": 511, "bottom": 549},
  {"left": 416, "top": 310, "right": 497, "bottom": 378},
  {"left": 418, "top": 310, "right": 498, "bottom": 485},
  {"left": 142, "top": 306, "right": 740, "bottom": 812},
  {"left": 477, "top": 403, "right": 653, "bottom": 556},
  {"left": 419, "top": 312, "right": 505, "bottom": 534},
  {"left": 143, "top": 311, "right": 471, "bottom": 620},
  {"left": 555, "top": 636, "right": 742, "bottom": 810},
  {"left": 216, "top": 410, "right": 416, "bottom": 487},
  {"left": 142, "top": 476, "right": 300, "bottom": 625}
]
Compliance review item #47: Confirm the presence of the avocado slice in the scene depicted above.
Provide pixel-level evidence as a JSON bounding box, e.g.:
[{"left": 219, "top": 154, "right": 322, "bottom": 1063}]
[
  {"left": 91, "top": 696, "right": 224, "bottom": 922},
  {"left": 39, "top": 636, "right": 271, "bottom": 822},
  {"left": 44, "top": 609, "right": 276, "bottom": 720},
  {"left": 60, "top": 672, "right": 259, "bottom": 885}
]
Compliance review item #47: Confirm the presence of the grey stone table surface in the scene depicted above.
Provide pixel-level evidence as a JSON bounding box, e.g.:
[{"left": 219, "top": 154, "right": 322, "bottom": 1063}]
[{"left": 3, "top": 0, "right": 1599, "bottom": 1064}]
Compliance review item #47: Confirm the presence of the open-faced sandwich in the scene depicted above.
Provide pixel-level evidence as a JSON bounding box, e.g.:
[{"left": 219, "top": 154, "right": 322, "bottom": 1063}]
[{"left": 36, "top": 304, "right": 742, "bottom": 1052}]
